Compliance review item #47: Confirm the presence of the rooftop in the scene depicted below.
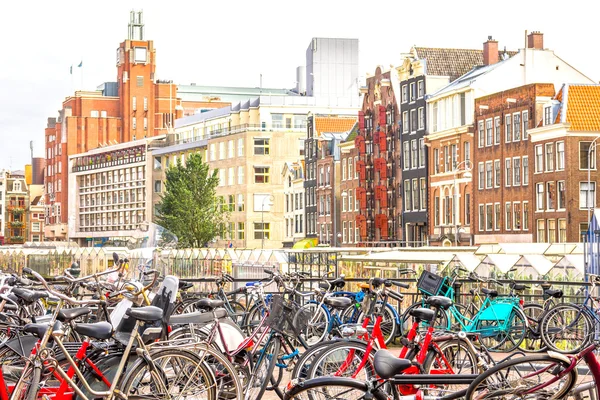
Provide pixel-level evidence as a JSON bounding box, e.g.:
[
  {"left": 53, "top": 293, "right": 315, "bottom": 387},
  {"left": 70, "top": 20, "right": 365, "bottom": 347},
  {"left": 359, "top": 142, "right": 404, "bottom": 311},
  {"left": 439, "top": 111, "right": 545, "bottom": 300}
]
[
  {"left": 561, "top": 84, "right": 600, "bottom": 131},
  {"left": 315, "top": 116, "right": 357, "bottom": 136}
]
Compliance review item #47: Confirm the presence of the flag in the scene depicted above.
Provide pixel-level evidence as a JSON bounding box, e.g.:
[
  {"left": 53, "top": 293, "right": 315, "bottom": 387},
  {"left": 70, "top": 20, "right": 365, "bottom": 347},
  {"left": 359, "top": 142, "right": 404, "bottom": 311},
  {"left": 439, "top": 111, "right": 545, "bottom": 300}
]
[
  {"left": 228, "top": 241, "right": 233, "bottom": 248},
  {"left": 70, "top": 65, "right": 72, "bottom": 74},
  {"left": 78, "top": 61, "right": 83, "bottom": 68}
]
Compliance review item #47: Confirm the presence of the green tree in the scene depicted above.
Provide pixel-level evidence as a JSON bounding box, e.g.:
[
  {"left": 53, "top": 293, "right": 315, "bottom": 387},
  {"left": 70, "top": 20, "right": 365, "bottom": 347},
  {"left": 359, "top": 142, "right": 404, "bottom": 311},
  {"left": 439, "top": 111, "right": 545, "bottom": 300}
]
[{"left": 156, "top": 153, "right": 228, "bottom": 247}]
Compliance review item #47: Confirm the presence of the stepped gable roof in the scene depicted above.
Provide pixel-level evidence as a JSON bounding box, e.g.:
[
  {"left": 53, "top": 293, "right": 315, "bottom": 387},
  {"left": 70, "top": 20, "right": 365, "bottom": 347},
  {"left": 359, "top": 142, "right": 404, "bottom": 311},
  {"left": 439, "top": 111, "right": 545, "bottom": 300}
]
[
  {"left": 315, "top": 116, "right": 357, "bottom": 136},
  {"left": 414, "top": 47, "right": 517, "bottom": 82}
]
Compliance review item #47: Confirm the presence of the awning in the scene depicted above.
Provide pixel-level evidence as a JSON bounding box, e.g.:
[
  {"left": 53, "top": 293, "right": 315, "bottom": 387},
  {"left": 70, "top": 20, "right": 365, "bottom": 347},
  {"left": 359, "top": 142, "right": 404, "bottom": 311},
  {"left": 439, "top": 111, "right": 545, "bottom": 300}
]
[{"left": 292, "top": 238, "right": 318, "bottom": 249}]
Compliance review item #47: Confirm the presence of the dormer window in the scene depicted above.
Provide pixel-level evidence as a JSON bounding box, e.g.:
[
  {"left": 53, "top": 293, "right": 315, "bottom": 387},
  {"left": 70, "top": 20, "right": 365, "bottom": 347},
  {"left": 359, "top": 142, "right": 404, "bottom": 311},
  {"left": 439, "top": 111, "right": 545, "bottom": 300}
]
[{"left": 544, "top": 106, "right": 552, "bottom": 126}]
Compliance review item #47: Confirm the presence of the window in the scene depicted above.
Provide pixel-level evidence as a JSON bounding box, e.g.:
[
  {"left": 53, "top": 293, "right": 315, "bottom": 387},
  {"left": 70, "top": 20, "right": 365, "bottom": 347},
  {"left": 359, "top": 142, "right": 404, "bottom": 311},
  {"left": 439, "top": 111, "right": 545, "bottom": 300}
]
[
  {"left": 522, "top": 110, "right": 529, "bottom": 139},
  {"left": 238, "top": 166, "right": 244, "bottom": 184},
  {"left": 237, "top": 194, "right": 245, "bottom": 211},
  {"left": 411, "top": 140, "right": 418, "bottom": 168},
  {"left": 505, "top": 158, "right": 512, "bottom": 187},
  {"left": 132, "top": 97, "right": 137, "bottom": 111},
  {"left": 419, "top": 139, "right": 425, "bottom": 168},
  {"left": 319, "top": 167, "right": 324, "bottom": 186},
  {"left": 486, "top": 119, "right": 493, "bottom": 146},
  {"left": 136, "top": 76, "right": 143, "bottom": 87},
  {"left": 465, "top": 193, "right": 471, "bottom": 225},
  {"left": 536, "top": 183, "right": 545, "bottom": 210},
  {"left": 434, "top": 148, "right": 439, "bottom": 174},
  {"left": 227, "top": 167, "right": 234, "bottom": 186},
  {"left": 354, "top": 156, "right": 359, "bottom": 179},
  {"left": 494, "top": 203, "right": 501, "bottom": 231},
  {"left": 558, "top": 181, "right": 566, "bottom": 209},
  {"left": 132, "top": 117, "right": 137, "bottom": 130},
  {"left": 420, "top": 178, "right": 427, "bottom": 210},
  {"left": 556, "top": 142, "right": 565, "bottom": 170},
  {"left": 513, "top": 157, "right": 521, "bottom": 186},
  {"left": 464, "top": 141, "right": 471, "bottom": 163},
  {"left": 402, "top": 112, "right": 409, "bottom": 133},
  {"left": 227, "top": 140, "right": 234, "bottom": 158},
  {"left": 404, "top": 179, "right": 411, "bottom": 211},
  {"left": 580, "top": 182, "right": 596, "bottom": 209},
  {"left": 523, "top": 202, "right": 529, "bottom": 230},
  {"left": 432, "top": 102, "right": 438, "bottom": 132},
  {"left": 418, "top": 81, "right": 424, "bottom": 98},
  {"left": 546, "top": 181, "right": 556, "bottom": 210},
  {"left": 91, "top": 110, "right": 99, "bottom": 118},
  {"left": 435, "top": 197, "right": 440, "bottom": 226},
  {"left": 412, "top": 179, "right": 419, "bottom": 211},
  {"left": 418, "top": 107, "right": 425, "bottom": 130},
  {"left": 486, "top": 204, "right": 493, "bottom": 231},
  {"left": 479, "top": 204, "right": 485, "bottom": 231},
  {"left": 505, "top": 114, "right": 512, "bottom": 142},
  {"left": 513, "top": 113, "right": 521, "bottom": 141},
  {"left": 342, "top": 161, "right": 347, "bottom": 181},
  {"left": 32, "top": 222, "right": 40, "bottom": 232},
  {"left": 219, "top": 170, "right": 225, "bottom": 186},
  {"left": 535, "top": 145, "right": 543, "bottom": 172},
  {"left": 580, "top": 142, "right": 596, "bottom": 170},
  {"left": 514, "top": 202, "right": 522, "bottom": 230},
  {"left": 522, "top": 156, "right": 529, "bottom": 186},
  {"left": 154, "top": 180, "right": 161, "bottom": 193},
  {"left": 410, "top": 109, "right": 417, "bottom": 132},
  {"left": 348, "top": 158, "right": 353, "bottom": 179},
  {"left": 444, "top": 146, "right": 450, "bottom": 172},
  {"left": 348, "top": 189, "right": 355, "bottom": 211},
  {"left": 410, "top": 82, "right": 416, "bottom": 101},
  {"left": 254, "top": 138, "right": 270, "bottom": 155},
  {"left": 210, "top": 144, "right": 216, "bottom": 161},
  {"left": 236, "top": 138, "right": 244, "bottom": 157},
  {"left": 558, "top": 219, "right": 567, "bottom": 243},
  {"left": 403, "top": 142, "right": 410, "bottom": 170},
  {"left": 545, "top": 143, "right": 554, "bottom": 171},
  {"left": 494, "top": 160, "right": 501, "bottom": 188},
  {"left": 401, "top": 85, "right": 408, "bottom": 103},
  {"left": 218, "top": 142, "right": 225, "bottom": 159},
  {"left": 478, "top": 121, "right": 484, "bottom": 147},
  {"left": 254, "top": 167, "right": 270, "bottom": 184},
  {"left": 537, "top": 219, "right": 546, "bottom": 242},
  {"left": 450, "top": 144, "right": 457, "bottom": 170},
  {"left": 546, "top": 219, "right": 556, "bottom": 243},
  {"left": 544, "top": 107, "right": 552, "bottom": 126},
  {"left": 485, "top": 161, "right": 493, "bottom": 189},
  {"left": 478, "top": 162, "right": 484, "bottom": 190},
  {"left": 254, "top": 222, "right": 270, "bottom": 240},
  {"left": 494, "top": 117, "right": 501, "bottom": 144}
]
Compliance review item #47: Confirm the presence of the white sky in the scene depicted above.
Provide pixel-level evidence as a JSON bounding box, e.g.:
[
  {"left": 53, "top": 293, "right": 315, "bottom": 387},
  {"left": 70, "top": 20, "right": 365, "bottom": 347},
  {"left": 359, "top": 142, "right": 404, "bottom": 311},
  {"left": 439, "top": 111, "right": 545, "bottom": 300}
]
[{"left": 1, "top": 0, "right": 599, "bottom": 171}]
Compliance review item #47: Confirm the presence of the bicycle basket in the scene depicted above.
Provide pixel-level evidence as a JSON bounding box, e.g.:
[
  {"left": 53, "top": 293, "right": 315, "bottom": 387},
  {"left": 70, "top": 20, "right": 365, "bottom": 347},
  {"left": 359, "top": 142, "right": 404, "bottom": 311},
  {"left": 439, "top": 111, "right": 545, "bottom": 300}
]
[
  {"left": 264, "top": 295, "right": 311, "bottom": 338},
  {"left": 417, "top": 271, "right": 450, "bottom": 296}
]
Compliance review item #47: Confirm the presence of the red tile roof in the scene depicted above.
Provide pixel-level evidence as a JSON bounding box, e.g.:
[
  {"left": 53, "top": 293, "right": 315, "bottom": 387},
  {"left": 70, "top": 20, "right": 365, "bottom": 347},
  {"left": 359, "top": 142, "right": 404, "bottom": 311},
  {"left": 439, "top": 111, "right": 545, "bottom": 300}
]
[
  {"left": 564, "top": 85, "right": 600, "bottom": 131},
  {"left": 315, "top": 117, "right": 357, "bottom": 136}
]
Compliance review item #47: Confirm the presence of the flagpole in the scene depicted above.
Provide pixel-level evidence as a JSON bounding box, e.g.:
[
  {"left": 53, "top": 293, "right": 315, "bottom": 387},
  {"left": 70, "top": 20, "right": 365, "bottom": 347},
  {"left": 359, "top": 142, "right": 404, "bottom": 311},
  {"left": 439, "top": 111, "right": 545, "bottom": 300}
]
[
  {"left": 70, "top": 65, "right": 74, "bottom": 93},
  {"left": 80, "top": 59, "right": 83, "bottom": 90}
]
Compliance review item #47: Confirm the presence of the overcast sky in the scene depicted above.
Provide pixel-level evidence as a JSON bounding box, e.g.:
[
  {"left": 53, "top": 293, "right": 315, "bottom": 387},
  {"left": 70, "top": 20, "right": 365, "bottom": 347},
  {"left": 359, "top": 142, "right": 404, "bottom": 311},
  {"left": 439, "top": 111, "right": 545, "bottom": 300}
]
[{"left": 1, "top": 0, "right": 598, "bottom": 171}]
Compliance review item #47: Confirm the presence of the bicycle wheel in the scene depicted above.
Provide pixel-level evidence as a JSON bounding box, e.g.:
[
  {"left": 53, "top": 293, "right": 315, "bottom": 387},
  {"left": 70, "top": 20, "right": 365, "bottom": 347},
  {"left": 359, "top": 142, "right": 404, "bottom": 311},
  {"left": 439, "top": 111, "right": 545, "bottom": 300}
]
[
  {"left": 190, "top": 343, "right": 243, "bottom": 400},
  {"left": 401, "top": 301, "right": 449, "bottom": 335},
  {"left": 226, "top": 301, "right": 246, "bottom": 325},
  {"left": 290, "top": 339, "right": 354, "bottom": 380},
  {"left": 477, "top": 307, "right": 526, "bottom": 352},
  {"left": 242, "top": 303, "right": 267, "bottom": 335},
  {"left": 119, "top": 348, "right": 216, "bottom": 400},
  {"left": 422, "top": 339, "right": 478, "bottom": 398},
  {"left": 307, "top": 341, "right": 376, "bottom": 381},
  {"left": 521, "top": 303, "right": 547, "bottom": 353},
  {"left": 283, "top": 376, "right": 385, "bottom": 400},
  {"left": 358, "top": 303, "right": 398, "bottom": 345},
  {"left": 244, "top": 336, "right": 280, "bottom": 400},
  {"left": 540, "top": 303, "right": 593, "bottom": 354},
  {"left": 465, "top": 354, "right": 577, "bottom": 400},
  {"left": 297, "top": 303, "right": 329, "bottom": 346}
]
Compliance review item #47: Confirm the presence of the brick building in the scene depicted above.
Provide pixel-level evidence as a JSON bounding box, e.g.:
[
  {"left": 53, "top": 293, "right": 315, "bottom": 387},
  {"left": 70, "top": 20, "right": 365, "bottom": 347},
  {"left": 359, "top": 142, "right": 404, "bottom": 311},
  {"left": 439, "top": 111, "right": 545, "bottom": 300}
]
[
  {"left": 473, "top": 83, "right": 555, "bottom": 243},
  {"left": 355, "top": 67, "right": 401, "bottom": 245},
  {"left": 529, "top": 84, "right": 600, "bottom": 243},
  {"left": 340, "top": 125, "right": 360, "bottom": 246}
]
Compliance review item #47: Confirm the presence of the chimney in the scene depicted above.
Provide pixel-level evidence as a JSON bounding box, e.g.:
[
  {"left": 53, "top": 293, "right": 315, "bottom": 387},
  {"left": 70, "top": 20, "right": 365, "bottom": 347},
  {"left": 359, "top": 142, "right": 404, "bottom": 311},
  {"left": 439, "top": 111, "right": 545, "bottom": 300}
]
[
  {"left": 483, "top": 36, "right": 498, "bottom": 65},
  {"left": 527, "top": 31, "right": 544, "bottom": 49}
]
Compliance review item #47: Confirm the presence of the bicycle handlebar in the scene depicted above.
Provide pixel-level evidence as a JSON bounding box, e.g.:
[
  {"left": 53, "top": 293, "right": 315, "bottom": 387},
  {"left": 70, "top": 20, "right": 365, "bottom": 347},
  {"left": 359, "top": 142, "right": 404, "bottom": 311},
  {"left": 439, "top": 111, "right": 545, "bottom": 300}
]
[{"left": 22, "top": 268, "right": 104, "bottom": 306}]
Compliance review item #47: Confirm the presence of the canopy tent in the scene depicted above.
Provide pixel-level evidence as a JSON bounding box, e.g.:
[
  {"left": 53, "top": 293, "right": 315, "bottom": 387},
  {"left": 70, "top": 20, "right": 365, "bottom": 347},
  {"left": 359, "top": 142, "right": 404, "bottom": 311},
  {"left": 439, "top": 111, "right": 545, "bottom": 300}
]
[
  {"left": 498, "top": 243, "right": 550, "bottom": 255},
  {"left": 474, "top": 254, "right": 522, "bottom": 278},
  {"left": 447, "top": 252, "right": 483, "bottom": 272},
  {"left": 510, "top": 254, "right": 557, "bottom": 279},
  {"left": 548, "top": 254, "right": 586, "bottom": 281}
]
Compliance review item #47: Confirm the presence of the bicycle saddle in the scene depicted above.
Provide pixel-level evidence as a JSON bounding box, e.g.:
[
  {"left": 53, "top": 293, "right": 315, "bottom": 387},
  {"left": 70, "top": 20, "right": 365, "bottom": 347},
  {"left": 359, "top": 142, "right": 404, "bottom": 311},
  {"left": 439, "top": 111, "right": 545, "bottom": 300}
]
[
  {"left": 126, "top": 306, "right": 163, "bottom": 322},
  {"left": 23, "top": 323, "right": 49, "bottom": 339},
  {"left": 58, "top": 307, "right": 92, "bottom": 322},
  {"left": 481, "top": 288, "right": 498, "bottom": 298},
  {"left": 373, "top": 349, "right": 412, "bottom": 379},
  {"left": 512, "top": 283, "right": 529, "bottom": 291},
  {"left": 169, "top": 308, "right": 228, "bottom": 325},
  {"left": 425, "top": 296, "right": 453, "bottom": 310},
  {"left": 74, "top": 321, "right": 113, "bottom": 340},
  {"left": 545, "top": 288, "right": 563, "bottom": 298},
  {"left": 195, "top": 298, "right": 225, "bottom": 310},
  {"left": 409, "top": 307, "right": 435, "bottom": 322},
  {"left": 324, "top": 296, "right": 352, "bottom": 309},
  {"left": 12, "top": 288, "right": 49, "bottom": 303},
  {"left": 178, "top": 281, "right": 194, "bottom": 291}
]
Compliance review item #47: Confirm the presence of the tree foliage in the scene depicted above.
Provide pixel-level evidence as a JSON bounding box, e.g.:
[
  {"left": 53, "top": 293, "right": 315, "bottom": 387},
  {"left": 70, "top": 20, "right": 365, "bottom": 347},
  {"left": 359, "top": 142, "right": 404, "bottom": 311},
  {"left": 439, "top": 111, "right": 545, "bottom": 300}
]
[{"left": 156, "top": 153, "right": 227, "bottom": 248}]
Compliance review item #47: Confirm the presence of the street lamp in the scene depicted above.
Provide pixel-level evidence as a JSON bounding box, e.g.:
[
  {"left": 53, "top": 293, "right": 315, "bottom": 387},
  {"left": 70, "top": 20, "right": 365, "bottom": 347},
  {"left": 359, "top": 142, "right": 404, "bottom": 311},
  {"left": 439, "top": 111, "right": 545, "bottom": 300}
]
[
  {"left": 261, "top": 195, "right": 274, "bottom": 250},
  {"left": 453, "top": 160, "right": 473, "bottom": 247},
  {"left": 587, "top": 136, "right": 599, "bottom": 224}
]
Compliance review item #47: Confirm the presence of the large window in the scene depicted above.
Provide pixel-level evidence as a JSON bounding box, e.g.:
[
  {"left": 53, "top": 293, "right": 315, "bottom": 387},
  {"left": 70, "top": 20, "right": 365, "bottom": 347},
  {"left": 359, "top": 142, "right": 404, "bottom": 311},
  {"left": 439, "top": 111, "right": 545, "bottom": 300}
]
[
  {"left": 418, "top": 107, "right": 425, "bottom": 130},
  {"left": 580, "top": 142, "right": 597, "bottom": 170},
  {"left": 486, "top": 119, "right": 493, "bottom": 146},
  {"left": 412, "top": 179, "right": 419, "bottom": 211},
  {"left": 513, "top": 157, "right": 521, "bottom": 186},
  {"left": 556, "top": 142, "right": 565, "bottom": 170},
  {"left": 513, "top": 113, "right": 521, "bottom": 141},
  {"left": 419, "top": 139, "right": 425, "bottom": 168},
  {"left": 411, "top": 140, "right": 418, "bottom": 169},
  {"left": 546, "top": 181, "right": 556, "bottom": 210},
  {"left": 435, "top": 197, "right": 440, "bottom": 226},
  {"left": 580, "top": 182, "right": 596, "bottom": 209},
  {"left": 253, "top": 222, "right": 270, "bottom": 240},
  {"left": 505, "top": 202, "right": 512, "bottom": 230},
  {"left": 485, "top": 161, "right": 493, "bottom": 189},
  {"left": 537, "top": 219, "right": 546, "bottom": 242},
  {"left": 505, "top": 115, "right": 512, "bottom": 142},
  {"left": 237, "top": 138, "right": 244, "bottom": 156},
  {"left": 478, "top": 162, "right": 484, "bottom": 190},
  {"left": 494, "top": 203, "right": 500, "bottom": 231},
  {"left": 478, "top": 121, "right": 484, "bottom": 148},
  {"left": 522, "top": 110, "right": 529, "bottom": 139},
  {"left": 523, "top": 202, "right": 529, "bottom": 230},
  {"left": 494, "top": 117, "right": 501, "bottom": 145},
  {"left": 558, "top": 181, "right": 566, "bottom": 210},
  {"left": 523, "top": 156, "right": 529, "bottom": 185},
  {"left": 486, "top": 204, "right": 493, "bottom": 231},
  {"left": 420, "top": 178, "right": 427, "bottom": 210},
  {"left": 404, "top": 180, "right": 411, "bottom": 211},
  {"left": 403, "top": 142, "right": 410, "bottom": 170},
  {"left": 505, "top": 158, "right": 512, "bottom": 187},
  {"left": 254, "top": 138, "right": 270, "bottom": 155},
  {"left": 402, "top": 112, "right": 409, "bottom": 133},
  {"left": 434, "top": 148, "right": 439, "bottom": 174},
  {"left": 478, "top": 204, "right": 485, "bottom": 231},
  {"left": 536, "top": 183, "right": 545, "bottom": 210},
  {"left": 410, "top": 109, "right": 417, "bottom": 132},
  {"left": 465, "top": 193, "right": 471, "bottom": 225},
  {"left": 494, "top": 160, "right": 501, "bottom": 188},
  {"left": 514, "top": 202, "right": 522, "bottom": 230},
  {"left": 464, "top": 141, "right": 471, "bottom": 163},
  {"left": 535, "top": 145, "right": 543, "bottom": 172},
  {"left": 545, "top": 143, "right": 554, "bottom": 171},
  {"left": 548, "top": 219, "right": 556, "bottom": 243},
  {"left": 558, "top": 219, "right": 567, "bottom": 243},
  {"left": 254, "top": 167, "right": 270, "bottom": 184}
]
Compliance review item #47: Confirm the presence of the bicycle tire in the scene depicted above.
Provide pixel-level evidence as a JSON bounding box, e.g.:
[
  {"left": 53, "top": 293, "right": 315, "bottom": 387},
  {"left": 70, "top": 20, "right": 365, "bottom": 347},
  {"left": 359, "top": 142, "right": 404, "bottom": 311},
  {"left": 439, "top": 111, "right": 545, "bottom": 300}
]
[
  {"left": 540, "top": 303, "right": 593, "bottom": 354},
  {"left": 423, "top": 338, "right": 479, "bottom": 375},
  {"left": 244, "top": 336, "right": 280, "bottom": 400},
  {"left": 307, "top": 341, "right": 376, "bottom": 380},
  {"left": 119, "top": 348, "right": 216, "bottom": 400},
  {"left": 297, "top": 303, "right": 329, "bottom": 346},
  {"left": 357, "top": 303, "right": 398, "bottom": 345},
  {"left": 283, "top": 376, "right": 387, "bottom": 400},
  {"left": 465, "top": 354, "right": 577, "bottom": 400},
  {"left": 521, "top": 303, "right": 547, "bottom": 353},
  {"left": 290, "top": 339, "right": 365, "bottom": 380}
]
